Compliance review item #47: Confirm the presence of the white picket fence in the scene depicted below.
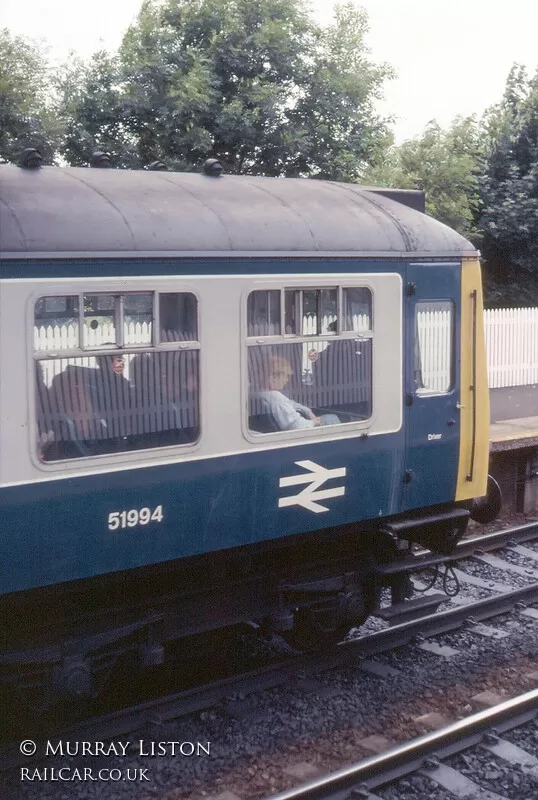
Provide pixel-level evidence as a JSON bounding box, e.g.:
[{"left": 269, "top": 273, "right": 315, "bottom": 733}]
[
  {"left": 36, "top": 321, "right": 157, "bottom": 386},
  {"left": 484, "top": 308, "right": 538, "bottom": 388},
  {"left": 34, "top": 321, "right": 152, "bottom": 353},
  {"left": 409, "top": 307, "right": 538, "bottom": 390},
  {"left": 34, "top": 308, "right": 538, "bottom": 391}
]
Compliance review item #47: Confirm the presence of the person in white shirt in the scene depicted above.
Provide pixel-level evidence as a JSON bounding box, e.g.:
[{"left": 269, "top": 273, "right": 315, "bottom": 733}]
[{"left": 256, "top": 354, "right": 339, "bottom": 431}]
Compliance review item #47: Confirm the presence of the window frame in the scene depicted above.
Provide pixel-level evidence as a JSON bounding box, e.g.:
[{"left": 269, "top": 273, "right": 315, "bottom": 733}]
[
  {"left": 243, "top": 280, "right": 375, "bottom": 441},
  {"left": 31, "top": 287, "right": 202, "bottom": 467}
]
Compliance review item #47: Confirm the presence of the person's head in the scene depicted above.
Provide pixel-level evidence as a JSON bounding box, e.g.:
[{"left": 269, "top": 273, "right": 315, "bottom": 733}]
[
  {"left": 99, "top": 355, "right": 125, "bottom": 375},
  {"left": 265, "top": 355, "right": 293, "bottom": 391},
  {"left": 111, "top": 356, "right": 125, "bottom": 375}
]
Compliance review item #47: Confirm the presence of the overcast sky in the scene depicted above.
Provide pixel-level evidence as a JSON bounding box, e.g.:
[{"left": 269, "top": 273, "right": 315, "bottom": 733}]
[{"left": 1, "top": 0, "right": 537, "bottom": 142}]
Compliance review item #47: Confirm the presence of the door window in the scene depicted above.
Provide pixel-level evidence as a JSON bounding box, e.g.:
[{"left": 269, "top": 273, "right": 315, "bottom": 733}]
[{"left": 414, "top": 301, "right": 453, "bottom": 394}]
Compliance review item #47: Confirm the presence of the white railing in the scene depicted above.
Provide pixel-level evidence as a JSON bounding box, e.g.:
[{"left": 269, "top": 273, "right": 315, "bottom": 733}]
[{"left": 34, "top": 308, "right": 538, "bottom": 391}]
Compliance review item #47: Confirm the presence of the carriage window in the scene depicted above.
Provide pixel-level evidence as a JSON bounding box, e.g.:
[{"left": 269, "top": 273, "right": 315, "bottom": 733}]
[
  {"left": 282, "top": 288, "right": 338, "bottom": 335},
  {"left": 414, "top": 301, "right": 453, "bottom": 394},
  {"left": 343, "top": 288, "right": 372, "bottom": 333},
  {"left": 160, "top": 292, "right": 197, "bottom": 342},
  {"left": 301, "top": 289, "right": 338, "bottom": 335},
  {"left": 124, "top": 294, "right": 153, "bottom": 345},
  {"left": 34, "top": 292, "right": 200, "bottom": 462},
  {"left": 83, "top": 294, "right": 117, "bottom": 347},
  {"left": 247, "top": 290, "right": 280, "bottom": 336},
  {"left": 285, "top": 290, "right": 299, "bottom": 334},
  {"left": 82, "top": 293, "right": 155, "bottom": 348},
  {"left": 247, "top": 286, "right": 373, "bottom": 435},
  {"left": 34, "top": 296, "right": 79, "bottom": 350}
]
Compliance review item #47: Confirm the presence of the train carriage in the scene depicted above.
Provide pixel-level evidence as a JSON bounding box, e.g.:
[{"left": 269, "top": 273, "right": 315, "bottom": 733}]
[{"left": 0, "top": 162, "right": 490, "bottom": 704}]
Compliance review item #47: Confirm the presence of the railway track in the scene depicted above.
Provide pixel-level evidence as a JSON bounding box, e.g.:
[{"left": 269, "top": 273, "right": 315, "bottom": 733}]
[
  {"left": 265, "top": 688, "right": 538, "bottom": 800},
  {"left": 378, "top": 519, "right": 538, "bottom": 584},
  {"left": 1, "top": 521, "right": 537, "bottom": 777}
]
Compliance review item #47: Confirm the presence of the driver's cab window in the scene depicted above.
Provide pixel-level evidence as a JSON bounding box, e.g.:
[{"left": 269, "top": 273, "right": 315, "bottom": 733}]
[{"left": 414, "top": 301, "right": 453, "bottom": 395}]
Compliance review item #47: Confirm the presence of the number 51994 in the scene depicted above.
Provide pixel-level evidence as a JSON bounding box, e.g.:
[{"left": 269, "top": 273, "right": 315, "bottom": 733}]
[{"left": 108, "top": 506, "right": 164, "bottom": 531}]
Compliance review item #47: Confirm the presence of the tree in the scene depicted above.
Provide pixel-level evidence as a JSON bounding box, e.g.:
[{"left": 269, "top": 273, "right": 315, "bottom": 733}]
[
  {"left": 361, "top": 117, "right": 483, "bottom": 239},
  {"left": 61, "top": 0, "right": 394, "bottom": 177},
  {"left": 0, "top": 28, "right": 59, "bottom": 162},
  {"left": 57, "top": 51, "right": 140, "bottom": 168},
  {"left": 478, "top": 65, "right": 538, "bottom": 304},
  {"left": 284, "top": 3, "right": 394, "bottom": 180}
]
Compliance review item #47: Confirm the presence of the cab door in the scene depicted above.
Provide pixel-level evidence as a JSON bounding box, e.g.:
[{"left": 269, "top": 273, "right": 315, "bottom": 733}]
[{"left": 402, "top": 263, "right": 461, "bottom": 511}]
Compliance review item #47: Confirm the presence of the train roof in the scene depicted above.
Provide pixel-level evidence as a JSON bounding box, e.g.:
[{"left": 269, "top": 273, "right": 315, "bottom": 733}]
[{"left": 0, "top": 165, "right": 477, "bottom": 259}]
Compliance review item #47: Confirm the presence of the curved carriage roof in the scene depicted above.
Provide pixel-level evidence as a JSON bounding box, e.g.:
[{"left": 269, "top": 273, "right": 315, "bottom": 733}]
[{"left": 0, "top": 165, "right": 476, "bottom": 258}]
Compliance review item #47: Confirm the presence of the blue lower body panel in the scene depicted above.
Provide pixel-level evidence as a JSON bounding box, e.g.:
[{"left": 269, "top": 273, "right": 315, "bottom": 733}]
[{"left": 0, "top": 433, "right": 412, "bottom": 595}]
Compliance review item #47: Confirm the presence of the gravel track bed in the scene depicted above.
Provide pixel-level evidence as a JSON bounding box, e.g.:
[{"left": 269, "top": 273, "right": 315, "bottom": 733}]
[
  {"left": 6, "top": 605, "right": 537, "bottom": 800},
  {"left": 500, "top": 549, "right": 538, "bottom": 570},
  {"left": 5, "top": 521, "right": 537, "bottom": 800},
  {"left": 378, "top": 718, "right": 538, "bottom": 800},
  {"left": 500, "top": 719, "right": 538, "bottom": 759},
  {"left": 444, "top": 609, "right": 536, "bottom": 637},
  {"left": 456, "top": 558, "right": 534, "bottom": 589},
  {"left": 380, "top": 778, "right": 456, "bottom": 800},
  {"left": 445, "top": 721, "right": 538, "bottom": 800},
  {"left": 414, "top": 577, "right": 494, "bottom": 601}
]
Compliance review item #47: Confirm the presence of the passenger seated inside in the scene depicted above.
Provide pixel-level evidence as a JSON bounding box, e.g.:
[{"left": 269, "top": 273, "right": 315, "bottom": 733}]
[
  {"left": 94, "top": 355, "right": 134, "bottom": 437},
  {"left": 255, "top": 354, "right": 340, "bottom": 431}
]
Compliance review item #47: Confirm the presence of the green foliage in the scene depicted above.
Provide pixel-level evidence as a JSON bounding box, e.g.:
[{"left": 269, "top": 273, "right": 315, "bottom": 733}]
[
  {"left": 283, "top": 3, "right": 394, "bottom": 180},
  {"left": 56, "top": 51, "right": 140, "bottom": 168},
  {"left": 3, "top": 8, "right": 538, "bottom": 309},
  {"left": 362, "top": 117, "right": 483, "bottom": 239},
  {"left": 0, "top": 28, "right": 59, "bottom": 162},
  {"left": 479, "top": 65, "right": 538, "bottom": 299},
  {"left": 58, "top": 0, "right": 393, "bottom": 175}
]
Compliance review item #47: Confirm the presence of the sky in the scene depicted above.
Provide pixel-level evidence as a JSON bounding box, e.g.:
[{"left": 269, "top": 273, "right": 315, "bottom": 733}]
[{"left": 1, "top": 0, "right": 537, "bottom": 142}]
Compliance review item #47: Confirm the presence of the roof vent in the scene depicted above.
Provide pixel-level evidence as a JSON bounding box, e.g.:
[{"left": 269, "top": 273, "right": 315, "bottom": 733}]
[
  {"left": 203, "top": 158, "right": 223, "bottom": 177},
  {"left": 148, "top": 160, "right": 168, "bottom": 171},
  {"left": 18, "top": 148, "right": 42, "bottom": 169},
  {"left": 90, "top": 151, "right": 111, "bottom": 168}
]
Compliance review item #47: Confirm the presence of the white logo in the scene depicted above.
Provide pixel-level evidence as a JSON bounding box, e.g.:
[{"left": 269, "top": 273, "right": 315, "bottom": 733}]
[
  {"left": 428, "top": 433, "right": 443, "bottom": 441},
  {"left": 278, "top": 460, "right": 346, "bottom": 514}
]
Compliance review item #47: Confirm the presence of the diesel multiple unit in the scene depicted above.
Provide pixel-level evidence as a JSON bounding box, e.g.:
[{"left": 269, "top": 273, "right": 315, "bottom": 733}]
[{"left": 0, "top": 164, "right": 490, "bottom": 705}]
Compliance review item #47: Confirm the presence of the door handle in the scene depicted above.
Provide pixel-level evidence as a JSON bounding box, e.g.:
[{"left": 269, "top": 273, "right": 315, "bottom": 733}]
[{"left": 456, "top": 402, "right": 465, "bottom": 410}]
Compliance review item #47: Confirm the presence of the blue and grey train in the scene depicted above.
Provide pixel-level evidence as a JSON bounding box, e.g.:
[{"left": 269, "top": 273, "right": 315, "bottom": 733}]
[{"left": 0, "top": 160, "right": 492, "bottom": 705}]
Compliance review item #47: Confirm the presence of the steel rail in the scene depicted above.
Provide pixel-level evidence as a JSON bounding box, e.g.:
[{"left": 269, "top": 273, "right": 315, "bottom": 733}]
[
  {"left": 265, "top": 688, "right": 538, "bottom": 800},
  {"left": 2, "top": 580, "right": 536, "bottom": 773},
  {"left": 341, "top": 581, "right": 538, "bottom": 658},
  {"left": 2, "top": 523, "right": 536, "bottom": 773},
  {"left": 378, "top": 519, "right": 538, "bottom": 576}
]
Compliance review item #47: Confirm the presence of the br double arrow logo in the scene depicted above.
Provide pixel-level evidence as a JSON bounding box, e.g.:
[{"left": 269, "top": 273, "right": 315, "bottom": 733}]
[{"left": 278, "top": 460, "right": 347, "bottom": 514}]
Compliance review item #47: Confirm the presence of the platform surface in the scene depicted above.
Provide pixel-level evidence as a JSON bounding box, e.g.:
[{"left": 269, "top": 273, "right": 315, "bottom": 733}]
[
  {"left": 490, "top": 415, "right": 538, "bottom": 451},
  {"left": 490, "top": 385, "right": 538, "bottom": 422}
]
